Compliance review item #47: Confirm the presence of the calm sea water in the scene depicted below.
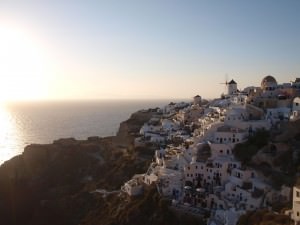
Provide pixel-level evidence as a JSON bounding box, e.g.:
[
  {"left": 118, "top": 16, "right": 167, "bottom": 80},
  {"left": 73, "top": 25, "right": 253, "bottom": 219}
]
[{"left": 0, "top": 100, "right": 172, "bottom": 164}]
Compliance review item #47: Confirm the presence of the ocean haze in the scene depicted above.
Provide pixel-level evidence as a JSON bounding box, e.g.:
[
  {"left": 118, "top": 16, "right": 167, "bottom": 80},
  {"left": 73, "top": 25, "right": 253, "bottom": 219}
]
[{"left": 0, "top": 99, "right": 180, "bottom": 164}]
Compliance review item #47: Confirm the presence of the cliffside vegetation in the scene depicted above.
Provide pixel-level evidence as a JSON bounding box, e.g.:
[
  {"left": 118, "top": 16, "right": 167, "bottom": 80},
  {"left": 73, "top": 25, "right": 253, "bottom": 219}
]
[{"left": 233, "top": 129, "right": 270, "bottom": 164}]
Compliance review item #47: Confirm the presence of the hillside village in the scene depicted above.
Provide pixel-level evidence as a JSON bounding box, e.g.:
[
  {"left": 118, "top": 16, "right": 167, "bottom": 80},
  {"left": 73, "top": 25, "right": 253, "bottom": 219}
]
[{"left": 121, "top": 76, "right": 300, "bottom": 225}]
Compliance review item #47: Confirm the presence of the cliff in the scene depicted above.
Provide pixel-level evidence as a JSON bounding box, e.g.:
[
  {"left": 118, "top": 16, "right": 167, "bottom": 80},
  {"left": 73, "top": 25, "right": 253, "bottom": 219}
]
[
  {"left": 0, "top": 110, "right": 149, "bottom": 224},
  {"left": 0, "top": 109, "right": 202, "bottom": 225}
]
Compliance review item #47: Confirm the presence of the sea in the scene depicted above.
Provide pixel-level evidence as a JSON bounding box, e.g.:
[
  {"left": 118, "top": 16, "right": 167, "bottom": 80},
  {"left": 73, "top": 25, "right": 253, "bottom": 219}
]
[{"left": 0, "top": 99, "right": 180, "bottom": 165}]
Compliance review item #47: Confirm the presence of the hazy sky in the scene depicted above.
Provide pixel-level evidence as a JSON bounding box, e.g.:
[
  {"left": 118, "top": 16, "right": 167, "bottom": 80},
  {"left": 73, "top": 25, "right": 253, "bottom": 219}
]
[{"left": 0, "top": 0, "right": 299, "bottom": 101}]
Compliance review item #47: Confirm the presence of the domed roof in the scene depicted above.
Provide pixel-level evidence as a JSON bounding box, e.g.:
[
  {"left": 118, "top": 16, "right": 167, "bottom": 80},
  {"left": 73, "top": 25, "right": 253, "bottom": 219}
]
[{"left": 261, "top": 75, "right": 277, "bottom": 87}]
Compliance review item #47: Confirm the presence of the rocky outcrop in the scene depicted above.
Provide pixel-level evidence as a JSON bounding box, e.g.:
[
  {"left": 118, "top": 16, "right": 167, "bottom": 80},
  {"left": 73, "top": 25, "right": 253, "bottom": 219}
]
[
  {"left": 237, "top": 209, "right": 291, "bottom": 225},
  {"left": 114, "top": 110, "right": 158, "bottom": 148},
  {"left": 274, "top": 119, "right": 300, "bottom": 142},
  {"left": 0, "top": 109, "right": 164, "bottom": 225}
]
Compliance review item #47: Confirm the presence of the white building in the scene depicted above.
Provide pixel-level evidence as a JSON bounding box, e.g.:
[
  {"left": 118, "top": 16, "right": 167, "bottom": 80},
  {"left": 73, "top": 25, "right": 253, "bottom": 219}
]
[
  {"left": 291, "top": 97, "right": 300, "bottom": 121},
  {"left": 144, "top": 162, "right": 183, "bottom": 197},
  {"left": 224, "top": 107, "right": 271, "bottom": 131},
  {"left": 155, "top": 145, "right": 192, "bottom": 171},
  {"left": 140, "top": 123, "right": 161, "bottom": 135},
  {"left": 224, "top": 107, "right": 248, "bottom": 125},
  {"left": 266, "top": 107, "right": 291, "bottom": 122},
  {"left": 164, "top": 102, "right": 177, "bottom": 114},
  {"left": 213, "top": 125, "right": 248, "bottom": 144},
  {"left": 184, "top": 156, "right": 241, "bottom": 187},
  {"left": 176, "top": 105, "right": 204, "bottom": 124},
  {"left": 231, "top": 94, "right": 247, "bottom": 106},
  {"left": 291, "top": 186, "right": 300, "bottom": 224},
  {"left": 209, "top": 142, "right": 234, "bottom": 158},
  {"left": 225, "top": 169, "right": 268, "bottom": 211},
  {"left": 121, "top": 174, "right": 144, "bottom": 196},
  {"left": 157, "top": 167, "right": 183, "bottom": 197},
  {"left": 161, "top": 119, "right": 179, "bottom": 132},
  {"left": 229, "top": 168, "right": 256, "bottom": 187}
]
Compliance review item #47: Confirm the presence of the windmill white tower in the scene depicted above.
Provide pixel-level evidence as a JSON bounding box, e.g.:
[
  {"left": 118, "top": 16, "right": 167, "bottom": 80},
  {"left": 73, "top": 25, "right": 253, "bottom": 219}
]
[{"left": 227, "top": 79, "right": 237, "bottom": 95}]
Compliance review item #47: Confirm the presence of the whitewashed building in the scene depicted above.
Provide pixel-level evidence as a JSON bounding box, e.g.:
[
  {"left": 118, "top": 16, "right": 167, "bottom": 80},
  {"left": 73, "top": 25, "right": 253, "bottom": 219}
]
[
  {"left": 291, "top": 97, "right": 300, "bottom": 121},
  {"left": 266, "top": 107, "right": 291, "bottom": 122},
  {"left": 121, "top": 174, "right": 144, "bottom": 196},
  {"left": 208, "top": 141, "right": 233, "bottom": 158},
  {"left": 176, "top": 105, "right": 204, "bottom": 124},
  {"left": 224, "top": 107, "right": 248, "bottom": 125},
  {"left": 212, "top": 125, "right": 248, "bottom": 144},
  {"left": 291, "top": 186, "right": 300, "bottom": 224}
]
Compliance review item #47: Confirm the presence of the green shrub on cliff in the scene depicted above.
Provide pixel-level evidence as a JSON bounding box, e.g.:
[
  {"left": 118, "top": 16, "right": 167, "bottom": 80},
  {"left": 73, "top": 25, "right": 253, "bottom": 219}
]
[{"left": 233, "top": 129, "right": 270, "bottom": 164}]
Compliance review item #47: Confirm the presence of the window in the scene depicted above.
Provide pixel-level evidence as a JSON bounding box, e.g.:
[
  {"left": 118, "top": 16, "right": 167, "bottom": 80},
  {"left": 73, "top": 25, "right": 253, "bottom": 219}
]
[
  {"left": 297, "top": 191, "right": 300, "bottom": 197},
  {"left": 296, "top": 103, "right": 299, "bottom": 106},
  {"left": 297, "top": 212, "right": 300, "bottom": 217},
  {"left": 195, "top": 166, "right": 198, "bottom": 169}
]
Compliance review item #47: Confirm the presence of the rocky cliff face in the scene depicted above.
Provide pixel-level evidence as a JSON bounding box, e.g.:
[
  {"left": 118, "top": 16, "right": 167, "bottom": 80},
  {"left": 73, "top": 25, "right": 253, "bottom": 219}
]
[
  {"left": 0, "top": 110, "right": 170, "bottom": 225},
  {"left": 0, "top": 109, "right": 200, "bottom": 225}
]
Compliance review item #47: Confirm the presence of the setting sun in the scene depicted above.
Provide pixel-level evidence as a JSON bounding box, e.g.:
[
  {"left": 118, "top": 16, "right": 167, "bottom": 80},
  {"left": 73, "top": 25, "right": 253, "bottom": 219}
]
[{"left": 0, "top": 25, "right": 50, "bottom": 102}]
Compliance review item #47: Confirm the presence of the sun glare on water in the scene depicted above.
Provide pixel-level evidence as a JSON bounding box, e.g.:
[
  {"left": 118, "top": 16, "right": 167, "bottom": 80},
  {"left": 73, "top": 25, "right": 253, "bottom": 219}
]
[
  {"left": 0, "top": 24, "right": 50, "bottom": 102},
  {"left": 0, "top": 103, "right": 21, "bottom": 164}
]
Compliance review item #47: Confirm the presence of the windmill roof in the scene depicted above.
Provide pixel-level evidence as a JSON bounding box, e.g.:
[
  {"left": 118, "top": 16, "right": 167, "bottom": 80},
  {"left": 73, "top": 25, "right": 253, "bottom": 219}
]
[{"left": 228, "top": 79, "right": 237, "bottom": 84}]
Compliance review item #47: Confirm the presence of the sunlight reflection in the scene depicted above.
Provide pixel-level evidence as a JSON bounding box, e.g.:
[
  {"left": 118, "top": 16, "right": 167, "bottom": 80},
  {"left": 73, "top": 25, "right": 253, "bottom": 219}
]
[{"left": 0, "top": 104, "right": 22, "bottom": 164}]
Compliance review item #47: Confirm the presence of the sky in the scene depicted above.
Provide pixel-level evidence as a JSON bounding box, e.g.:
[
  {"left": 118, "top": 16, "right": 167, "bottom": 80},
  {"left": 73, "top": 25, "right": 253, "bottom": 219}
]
[{"left": 0, "top": 0, "right": 299, "bottom": 101}]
